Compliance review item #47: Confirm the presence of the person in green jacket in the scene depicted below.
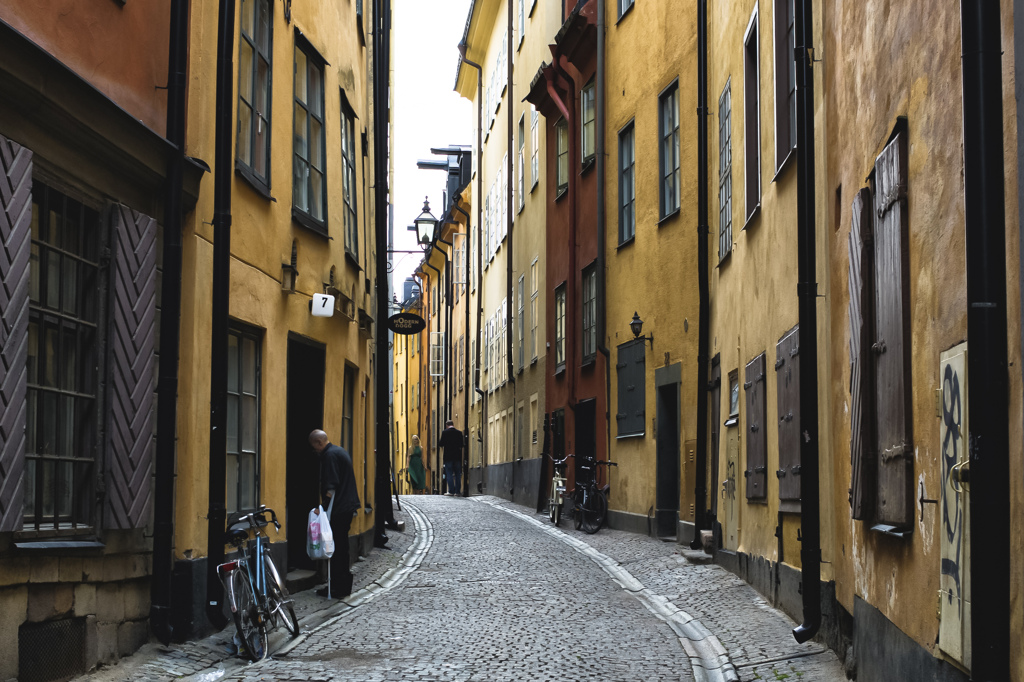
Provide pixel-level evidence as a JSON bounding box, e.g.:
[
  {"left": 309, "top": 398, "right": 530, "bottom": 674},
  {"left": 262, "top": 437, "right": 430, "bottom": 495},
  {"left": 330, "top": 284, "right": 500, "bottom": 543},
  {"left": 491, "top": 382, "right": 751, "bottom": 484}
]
[{"left": 407, "top": 435, "right": 426, "bottom": 493}]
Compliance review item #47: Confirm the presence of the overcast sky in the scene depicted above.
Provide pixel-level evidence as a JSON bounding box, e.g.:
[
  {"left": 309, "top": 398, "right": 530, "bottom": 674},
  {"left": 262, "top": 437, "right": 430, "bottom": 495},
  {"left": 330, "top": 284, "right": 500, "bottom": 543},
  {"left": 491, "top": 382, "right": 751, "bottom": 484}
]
[{"left": 390, "top": 0, "right": 473, "bottom": 296}]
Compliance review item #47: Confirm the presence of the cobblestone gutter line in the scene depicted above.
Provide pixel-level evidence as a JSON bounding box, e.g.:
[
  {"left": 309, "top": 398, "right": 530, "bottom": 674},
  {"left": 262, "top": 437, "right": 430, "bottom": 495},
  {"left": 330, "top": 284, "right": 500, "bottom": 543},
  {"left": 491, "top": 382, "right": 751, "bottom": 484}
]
[
  {"left": 270, "top": 500, "right": 433, "bottom": 657},
  {"left": 477, "top": 498, "right": 740, "bottom": 682}
]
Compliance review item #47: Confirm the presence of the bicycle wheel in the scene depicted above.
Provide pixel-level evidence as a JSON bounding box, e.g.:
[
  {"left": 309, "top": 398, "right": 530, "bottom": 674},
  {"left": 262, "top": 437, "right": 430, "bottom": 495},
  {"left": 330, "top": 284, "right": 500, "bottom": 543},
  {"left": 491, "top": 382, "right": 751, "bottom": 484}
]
[
  {"left": 264, "top": 555, "right": 299, "bottom": 637},
  {"left": 581, "top": 488, "right": 607, "bottom": 534},
  {"left": 232, "top": 569, "right": 269, "bottom": 662},
  {"left": 550, "top": 498, "right": 561, "bottom": 527}
]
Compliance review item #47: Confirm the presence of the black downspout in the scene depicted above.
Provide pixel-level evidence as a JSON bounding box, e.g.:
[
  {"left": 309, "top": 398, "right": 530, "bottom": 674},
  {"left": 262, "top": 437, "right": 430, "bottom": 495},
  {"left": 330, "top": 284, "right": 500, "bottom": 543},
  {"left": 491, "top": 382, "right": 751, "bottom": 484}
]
[
  {"left": 791, "top": 0, "right": 821, "bottom": 644},
  {"left": 151, "top": 0, "right": 188, "bottom": 644},
  {"left": 690, "top": 0, "right": 711, "bottom": 551},
  {"left": 506, "top": 0, "right": 516, "bottom": 391},
  {"left": 961, "top": 2, "right": 1010, "bottom": 679},
  {"left": 451, "top": 200, "right": 473, "bottom": 497},
  {"left": 456, "top": 43, "right": 485, "bottom": 486},
  {"left": 205, "top": 0, "right": 235, "bottom": 631},
  {"left": 596, "top": 0, "right": 613, "bottom": 482},
  {"left": 373, "top": 0, "right": 393, "bottom": 542}
]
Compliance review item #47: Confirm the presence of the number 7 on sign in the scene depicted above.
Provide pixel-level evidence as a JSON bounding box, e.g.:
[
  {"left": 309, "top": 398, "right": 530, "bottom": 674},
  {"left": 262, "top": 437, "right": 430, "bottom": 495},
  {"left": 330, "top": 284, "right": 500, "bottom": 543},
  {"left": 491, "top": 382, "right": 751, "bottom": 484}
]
[{"left": 311, "top": 293, "right": 335, "bottom": 318}]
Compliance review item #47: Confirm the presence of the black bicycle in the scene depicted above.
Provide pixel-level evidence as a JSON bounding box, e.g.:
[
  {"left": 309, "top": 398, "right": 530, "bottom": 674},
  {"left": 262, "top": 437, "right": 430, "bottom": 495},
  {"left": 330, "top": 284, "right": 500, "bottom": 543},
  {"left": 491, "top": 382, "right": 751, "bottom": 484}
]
[
  {"left": 572, "top": 453, "right": 617, "bottom": 534},
  {"left": 217, "top": 506, "right": 299, "bottom": 661}
]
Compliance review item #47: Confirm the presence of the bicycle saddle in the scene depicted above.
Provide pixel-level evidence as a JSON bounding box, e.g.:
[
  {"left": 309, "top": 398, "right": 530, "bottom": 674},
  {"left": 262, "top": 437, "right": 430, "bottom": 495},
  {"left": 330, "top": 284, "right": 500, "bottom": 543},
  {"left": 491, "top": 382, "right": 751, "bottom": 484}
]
[{"left": 225, "top": 521, "right": 249, "bottom": 545}]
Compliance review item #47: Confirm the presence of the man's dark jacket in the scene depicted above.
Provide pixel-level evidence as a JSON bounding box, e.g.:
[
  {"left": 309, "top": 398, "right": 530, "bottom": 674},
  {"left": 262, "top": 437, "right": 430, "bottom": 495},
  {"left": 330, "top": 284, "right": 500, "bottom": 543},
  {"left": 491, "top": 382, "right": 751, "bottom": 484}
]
[
  {"left": 320, "top": 443, "right": 361, "bottom": 515},
  {"left": 438, "top": 427, "right": 464, "bottom": 463}
]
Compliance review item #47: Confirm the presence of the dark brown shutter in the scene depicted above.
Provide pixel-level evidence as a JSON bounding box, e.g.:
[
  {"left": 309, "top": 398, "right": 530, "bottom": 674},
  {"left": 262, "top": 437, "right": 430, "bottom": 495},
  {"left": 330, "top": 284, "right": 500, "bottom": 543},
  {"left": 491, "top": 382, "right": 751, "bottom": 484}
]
[
  {"left": 0, "top": 135, "right": 31, "bottom": 532},
  {"left": 849, "top": 188, "right": 876, "bottom": 520},
  {"left": 872, "top": 132, "right": 912, "bottom": 527},
  {"left": 708, "top": 355, "right": 722, "bottom": 516},
  {"left": 775, "top": 326, "right": 800, "bottom": 501},
  {"left": 744, "top": 353, "right": 767, "bottom": 499},
  {"left": 104, "top": 204, "right": 157, "bottom": 529},
  {"left": 616, "top": 339, "right": 646, "bottom": 436}
]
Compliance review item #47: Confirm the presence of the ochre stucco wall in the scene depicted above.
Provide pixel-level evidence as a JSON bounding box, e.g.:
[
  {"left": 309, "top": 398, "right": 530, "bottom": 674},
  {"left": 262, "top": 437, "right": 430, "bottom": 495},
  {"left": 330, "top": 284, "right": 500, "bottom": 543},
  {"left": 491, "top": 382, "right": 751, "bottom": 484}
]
[{"left": 605, "top": 0, "right": 700, "bottom": 522}]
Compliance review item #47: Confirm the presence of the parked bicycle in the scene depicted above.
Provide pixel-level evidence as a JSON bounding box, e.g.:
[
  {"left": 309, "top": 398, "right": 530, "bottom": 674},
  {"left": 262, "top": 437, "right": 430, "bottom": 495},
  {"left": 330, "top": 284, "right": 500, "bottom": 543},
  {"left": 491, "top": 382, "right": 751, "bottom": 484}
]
[
  {"left": 547, "top": 453, "right": 573, "bottom": 526},
  {"left": 217, "top": 505, "right": 299, "bottom": 661},
  {"left": 572, "top": 453, "right": 618, "bottom": 534}
]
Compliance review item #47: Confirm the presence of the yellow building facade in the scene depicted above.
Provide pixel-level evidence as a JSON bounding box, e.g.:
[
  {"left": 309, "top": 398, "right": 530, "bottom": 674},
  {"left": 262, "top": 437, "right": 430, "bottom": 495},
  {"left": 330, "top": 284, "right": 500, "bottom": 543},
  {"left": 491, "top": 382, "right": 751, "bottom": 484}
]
[
  {"left": 603, "top": 0, "right": 702, "bottom": 539},
  {"left": 172, "top": 0, "right": 381, "bottom": 635}
]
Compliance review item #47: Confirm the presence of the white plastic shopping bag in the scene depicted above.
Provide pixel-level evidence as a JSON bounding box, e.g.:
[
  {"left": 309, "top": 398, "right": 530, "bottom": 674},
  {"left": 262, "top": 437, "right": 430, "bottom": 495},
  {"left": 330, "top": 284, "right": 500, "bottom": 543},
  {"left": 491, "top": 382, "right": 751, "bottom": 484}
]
[{"left": 306, "top": 505, "right": 335, "bottom": 560}]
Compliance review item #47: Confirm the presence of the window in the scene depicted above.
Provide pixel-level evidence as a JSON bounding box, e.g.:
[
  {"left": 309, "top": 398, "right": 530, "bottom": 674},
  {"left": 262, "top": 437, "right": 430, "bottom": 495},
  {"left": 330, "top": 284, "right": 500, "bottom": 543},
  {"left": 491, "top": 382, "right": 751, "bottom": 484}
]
[
  {"left": 530, "top": 259, "right": 539, "bottom": 361},
  {"left": 556, "top": 119, "right": 569, "bottom": 195},
  {"left": 728, "top": 371, "right": 740, "bottom": 419},
  {"left": 25, "top": 186, "right": 102, "bottom": 529},
  {"left": 582, "top": 265, "right": 597, "bottom": 362},
  {"left": 616, "top": 339, "right": 646, "bottom": 437},
  {"left": 619, "top": 122, "right": 636, "bottom": 243},
  {"left": 459, "top": 335, "right": 465, "bottom": 392},
  {"left": 554, "top": 284, "right": 566, "bottom": 371},
  {"left": 342, "top": 365, "right": 356, "bottom": 453},
  {"left": 518, "top": 116, "right": 526, "bottom": 213},
  {"left": 517, "top": 275, "right": 525, "bottom": 372},
  {"left": 293, "top": 41, "right": 326, "bottom": 231},
  {"left": 719, "top": 80, "right": 733, "bottom": 261},
  {"left": 237, "top": 0, "right": 272, "bottom": 189},
  {"left": 341, "top": 93, "right": 358, "bottom": 257},
  {"left": 659, "top": 82, "right": 681, "bottom": 219},
  {"left": 744, "top": 11, "right": 761, "bottom": 220},
  {"left": 518, "top": 0, "right": 525, "bottom": 47},
  {"left": 470, "top": 339, "right": 476, "bottom": 401},
  {"left": 531, "top": 105, "right": 540, "bottom": 189},
  {"left": 429, "top": 332, "right": 445, "bottom": 377},
  {"left": 581, "top": 81, "right": 596, "bottom": 163},
  {"left": 775, "top": 326, "right": 800, "bottom": 502},
  {"left": 618, "top": 0, "right": 635, "bottom": 19},
  {"left": 774, "top": 0, "right": 796, "bottom": 169},
  {"left": 226, "top": 327, "right": 261, "bottom": 513}
]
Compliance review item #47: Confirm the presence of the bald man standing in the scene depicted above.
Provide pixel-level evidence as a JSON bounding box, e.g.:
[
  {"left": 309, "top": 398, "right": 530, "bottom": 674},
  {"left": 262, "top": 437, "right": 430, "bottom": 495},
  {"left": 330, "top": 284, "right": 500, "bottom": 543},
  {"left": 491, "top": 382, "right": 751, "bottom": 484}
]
[{"left": 309, "top": 429, "right": 361, "bottom": 598}]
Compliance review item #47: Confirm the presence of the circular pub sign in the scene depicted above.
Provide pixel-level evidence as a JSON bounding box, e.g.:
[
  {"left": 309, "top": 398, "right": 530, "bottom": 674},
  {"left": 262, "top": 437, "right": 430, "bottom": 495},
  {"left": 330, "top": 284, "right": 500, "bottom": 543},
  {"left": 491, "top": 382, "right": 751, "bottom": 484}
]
[{"left": 387, "top": 312, "right": 426, "bottom": 335}]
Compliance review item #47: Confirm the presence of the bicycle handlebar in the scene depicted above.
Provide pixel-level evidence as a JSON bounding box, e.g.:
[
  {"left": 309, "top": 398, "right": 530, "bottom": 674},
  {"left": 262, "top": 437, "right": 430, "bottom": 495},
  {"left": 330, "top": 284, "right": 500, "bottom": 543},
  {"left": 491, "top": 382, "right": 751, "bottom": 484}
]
[
  {"left": 234, "top": 505, "right": 281, "bottom": 533},
  {"left": 547, "top": 453, "right": 575, "bottom": 466}
]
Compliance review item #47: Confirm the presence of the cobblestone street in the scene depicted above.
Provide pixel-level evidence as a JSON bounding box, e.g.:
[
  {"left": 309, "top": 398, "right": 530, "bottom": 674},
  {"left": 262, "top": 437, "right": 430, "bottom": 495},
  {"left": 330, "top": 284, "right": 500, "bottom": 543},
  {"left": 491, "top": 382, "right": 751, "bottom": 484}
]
[{"left": 80, "top": 496, "right": 845, "bottom": 682}]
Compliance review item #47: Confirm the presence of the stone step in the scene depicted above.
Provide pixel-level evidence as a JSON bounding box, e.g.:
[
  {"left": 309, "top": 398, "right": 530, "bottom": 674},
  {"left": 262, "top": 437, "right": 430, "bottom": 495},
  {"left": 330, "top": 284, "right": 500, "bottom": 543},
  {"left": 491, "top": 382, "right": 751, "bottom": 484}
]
[{"left": 285, "top": 569, "right": 319, "bottom": 594}]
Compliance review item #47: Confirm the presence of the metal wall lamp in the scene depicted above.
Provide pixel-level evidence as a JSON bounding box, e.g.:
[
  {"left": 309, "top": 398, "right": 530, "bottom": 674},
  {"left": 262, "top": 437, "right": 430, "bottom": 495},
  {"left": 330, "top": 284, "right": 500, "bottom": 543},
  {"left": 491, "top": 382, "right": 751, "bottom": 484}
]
[{"left": 630, "top": 312, "right": 654, "bottom": 348}]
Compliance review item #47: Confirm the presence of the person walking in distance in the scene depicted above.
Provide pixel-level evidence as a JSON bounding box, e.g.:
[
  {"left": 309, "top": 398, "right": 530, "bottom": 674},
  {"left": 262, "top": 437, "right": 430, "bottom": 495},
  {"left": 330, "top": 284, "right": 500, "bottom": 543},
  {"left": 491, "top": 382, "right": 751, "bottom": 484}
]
[
  {"left": 438, "top": 420, "right": 464, "bottom": 497},
  {"left": 309, "top": 429, "right": 361, "bottom": 598},
  {"left": 408, "top": 435, "right": 427, "bottom": 494}
]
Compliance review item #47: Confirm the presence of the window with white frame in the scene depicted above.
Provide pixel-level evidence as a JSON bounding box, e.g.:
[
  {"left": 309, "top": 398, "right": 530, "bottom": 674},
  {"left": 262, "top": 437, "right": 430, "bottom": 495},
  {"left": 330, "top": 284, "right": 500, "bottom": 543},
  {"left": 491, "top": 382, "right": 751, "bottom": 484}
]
[
  {"left": 518, "top": 115, "right": 526, "bottom": 213},
  {"left": 430, "top": 332, "right": 445, "bottom": 377},
  {"left": 582, "top": 80, "right": 596, "bottom": 163},
  {"left": 619, "top": 122, "right": 636, "bottom": 243},
  {"left": 618, "top": 0, "right": 635, "bottom": 19},
  {"left": 341, "top": 93, "right": 358, "bottom": 258},
  {"left": 719, "top": 80, "right": 733, "bottom": 261},
  {"left": 582, "top": 265, "right": 597, "bottom": 362},
  {"left": 556, "top": 119, "right": 568, "bottom": 195},
  {"left": 293, "top": 40, "right": 326, "bottom": 230},
  {"left": 555, "top": 284, "right": 566, "bottom": 371},
  {"left": 531, "top": 258, "right": 539, "bottom": 361},
  {"left": 659, "top": 81, "right": 680, "bottom": 218},
  {"left": 518, "top": 0, "right": 525, "bottom": 47},
  {"left": 531, "top": 105, "right": 540, "bottom": 189},
  {"left": 517, "top": 275, "right": 525, "bottom": 372}
]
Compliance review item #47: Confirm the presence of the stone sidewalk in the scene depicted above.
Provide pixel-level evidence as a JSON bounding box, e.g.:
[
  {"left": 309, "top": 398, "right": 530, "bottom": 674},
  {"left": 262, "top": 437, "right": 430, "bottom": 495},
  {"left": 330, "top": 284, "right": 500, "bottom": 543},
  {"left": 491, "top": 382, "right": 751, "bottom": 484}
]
[{"left": 80, "top": 502, "right": 417, "bottom": 682}]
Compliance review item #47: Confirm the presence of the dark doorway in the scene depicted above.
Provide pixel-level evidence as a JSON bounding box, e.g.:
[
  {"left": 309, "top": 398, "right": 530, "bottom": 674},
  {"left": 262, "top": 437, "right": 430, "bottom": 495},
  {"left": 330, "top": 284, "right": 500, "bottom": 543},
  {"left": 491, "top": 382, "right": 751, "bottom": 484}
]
[
  {"left": 656, "top": 384, "right": 680, "bottom": 537},
  {"left": 574, "top": 399, "right": 596, "bottom": 483},
  {"left": 709, "top": 355, "right": 722, "bottom": 519},
  {"left": 286, "top": 336, "right": 326, "bottom": 571}
]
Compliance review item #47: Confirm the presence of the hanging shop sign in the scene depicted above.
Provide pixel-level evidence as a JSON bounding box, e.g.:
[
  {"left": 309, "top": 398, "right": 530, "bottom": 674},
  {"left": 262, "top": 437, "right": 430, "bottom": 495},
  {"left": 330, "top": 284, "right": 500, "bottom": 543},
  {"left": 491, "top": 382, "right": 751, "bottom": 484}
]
[{"left": 388, "top": 312, "right": 426, "bottom": 335}]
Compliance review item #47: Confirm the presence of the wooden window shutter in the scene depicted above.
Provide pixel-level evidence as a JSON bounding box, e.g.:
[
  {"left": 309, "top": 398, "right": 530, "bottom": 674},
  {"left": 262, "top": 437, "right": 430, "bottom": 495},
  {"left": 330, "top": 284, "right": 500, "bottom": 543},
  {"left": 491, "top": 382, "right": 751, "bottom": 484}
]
[
  {"left": 775, "top": 326, "right": 800, "bottom": 501},
  {"left": 744, "top": 352, "right": 767, "bottom": 499},
  {"left": 872, "top": 132, "right": 913, "bottom": 527},
  {"left": 104, "top": 204, "right": 158, "bottom": 529},
  {"left": 616, "top": 340, "right": 646, "bottom": 436},
  {"left": 848, "top": 188, "right": 876, "bottom": 520},
  {"left": 0, "top": 135, "right": 31, "bottom": 532},
  {"left": 709, "top": 355, "right": 722, "bottom": 516}
]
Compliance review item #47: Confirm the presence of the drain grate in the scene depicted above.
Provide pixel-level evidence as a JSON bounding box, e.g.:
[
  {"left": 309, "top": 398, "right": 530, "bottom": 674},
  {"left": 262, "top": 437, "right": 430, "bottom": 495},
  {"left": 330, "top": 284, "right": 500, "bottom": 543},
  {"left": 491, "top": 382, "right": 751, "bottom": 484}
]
[{"left": 19, "top": 617, "right": 86, "bottom": 682}]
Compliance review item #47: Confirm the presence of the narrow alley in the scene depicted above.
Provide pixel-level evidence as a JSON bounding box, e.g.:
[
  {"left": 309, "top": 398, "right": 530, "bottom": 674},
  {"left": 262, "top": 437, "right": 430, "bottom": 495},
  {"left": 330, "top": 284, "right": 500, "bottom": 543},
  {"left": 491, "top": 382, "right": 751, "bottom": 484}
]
[{"left": 83, "top": 497, "right": 843, "bottom": 682}]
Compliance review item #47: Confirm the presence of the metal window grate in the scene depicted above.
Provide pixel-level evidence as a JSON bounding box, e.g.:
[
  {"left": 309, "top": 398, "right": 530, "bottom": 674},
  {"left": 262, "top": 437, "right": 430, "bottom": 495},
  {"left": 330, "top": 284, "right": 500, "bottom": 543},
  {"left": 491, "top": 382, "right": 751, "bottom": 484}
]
[{"left": 19, "top": 617, "right": 86, "bottom": 682}]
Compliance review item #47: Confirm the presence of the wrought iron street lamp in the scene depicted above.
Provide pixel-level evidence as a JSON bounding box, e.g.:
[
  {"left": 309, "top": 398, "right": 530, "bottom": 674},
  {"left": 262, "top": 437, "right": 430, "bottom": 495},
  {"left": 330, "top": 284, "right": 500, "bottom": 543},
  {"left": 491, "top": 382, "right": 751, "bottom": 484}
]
[{"left": 412, "top": 196, "right": 437, "bottom": 249}]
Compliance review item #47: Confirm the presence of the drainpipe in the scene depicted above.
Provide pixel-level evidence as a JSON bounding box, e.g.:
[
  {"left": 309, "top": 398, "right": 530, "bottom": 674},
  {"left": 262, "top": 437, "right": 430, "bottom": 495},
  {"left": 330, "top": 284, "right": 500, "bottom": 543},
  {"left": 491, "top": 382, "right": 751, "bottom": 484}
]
[
  {"left": 205, "top": 0, "right": 235, "bottom": 631},
  {"left": 456, "top": 42, "right": 486, "bottom": 483},
  {"left": 595, "top": 0, "right": 614, "bottom": 487},
  {"left": 961, "top": 2, "right": 1010, "bottom": 678},
  {"left": 791, "top": 0, "right": 821, "bottom": 644},
  {"left": 506, "top": 0, "right": 516, "bottom": 393},
  {"left": 690, "top": 0, "right": 711, "bottom": 551},
  {"left": 151, "top": 0, "right": 188, "bottom": 644},
  {"left": 451, "top": 199, "right": 473, "bottom": 496},
  {"left": 548, "top": 55, "right": 578, "bottom": 412}
]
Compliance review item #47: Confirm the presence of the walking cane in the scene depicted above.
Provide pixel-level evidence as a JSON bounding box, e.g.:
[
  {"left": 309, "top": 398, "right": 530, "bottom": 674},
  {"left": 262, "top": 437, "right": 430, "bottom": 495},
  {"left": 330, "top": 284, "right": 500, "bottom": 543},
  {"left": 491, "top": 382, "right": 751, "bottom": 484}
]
[{"left": 325, "top": 494, "right": 335, "bottom": 599}]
